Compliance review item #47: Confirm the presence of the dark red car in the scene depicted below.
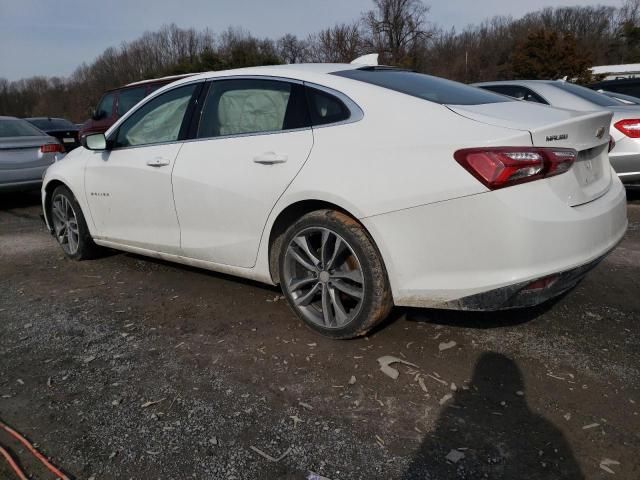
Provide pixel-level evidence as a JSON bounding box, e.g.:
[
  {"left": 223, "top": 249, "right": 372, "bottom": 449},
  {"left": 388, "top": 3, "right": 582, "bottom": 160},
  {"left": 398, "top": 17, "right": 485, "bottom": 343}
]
[{"left": 79, "top": 73, "right": 197, "bottom": 138}]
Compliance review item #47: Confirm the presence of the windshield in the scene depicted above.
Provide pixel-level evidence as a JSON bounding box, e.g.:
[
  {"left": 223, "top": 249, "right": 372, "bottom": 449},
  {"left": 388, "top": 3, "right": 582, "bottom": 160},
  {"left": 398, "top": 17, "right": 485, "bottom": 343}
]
[
  {"left": 0, "top": 118, "right": 45, "bottom": 137},
  {"left": 554, "top": 82, "right": 621, "bottom": 107},
  {"left": 332, "top": 68, "right": 512, "bottom": 105},
  {"left": 27, "top": 118, "right": 76, "bottom": 130}
]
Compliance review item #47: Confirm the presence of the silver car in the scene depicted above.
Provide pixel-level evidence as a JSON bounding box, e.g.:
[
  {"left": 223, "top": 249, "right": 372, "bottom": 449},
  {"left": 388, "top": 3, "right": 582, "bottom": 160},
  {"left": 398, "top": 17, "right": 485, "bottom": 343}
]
[
  {"left": 596, "top": 89, "right": 640, "bottom": 105},
  {"left": 0, "top": 116, "right": 65, "bottom": 191},
  {"left": 474, "top": 80, "right": 640, "bottom": 186}
]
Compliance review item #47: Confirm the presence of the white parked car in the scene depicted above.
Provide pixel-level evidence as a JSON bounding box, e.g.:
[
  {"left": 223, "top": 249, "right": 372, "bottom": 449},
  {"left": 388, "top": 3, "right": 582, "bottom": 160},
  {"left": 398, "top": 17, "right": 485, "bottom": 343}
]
[{"left": 42, "top": 64, "right": 627, "bottom": 338}]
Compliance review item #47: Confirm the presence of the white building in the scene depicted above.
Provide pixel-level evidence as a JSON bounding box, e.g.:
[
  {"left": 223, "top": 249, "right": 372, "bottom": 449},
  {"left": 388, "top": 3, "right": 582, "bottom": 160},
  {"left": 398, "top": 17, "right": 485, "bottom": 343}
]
[{"left": 591, "top": 64, "right": 640, "bottom": 80}]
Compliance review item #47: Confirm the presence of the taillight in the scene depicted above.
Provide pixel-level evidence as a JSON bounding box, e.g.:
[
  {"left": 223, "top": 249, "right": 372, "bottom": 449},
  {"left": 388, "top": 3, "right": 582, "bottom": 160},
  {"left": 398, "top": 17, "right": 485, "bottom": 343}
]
[
  {"left": 614, "top": 119, "right": 640, "bottom": 138},
  {"left": 40, "top": 143, "right": 64, "bottom": 154},
  {"left": 454, "top": 147, "right": 577, "bottom": 190}
]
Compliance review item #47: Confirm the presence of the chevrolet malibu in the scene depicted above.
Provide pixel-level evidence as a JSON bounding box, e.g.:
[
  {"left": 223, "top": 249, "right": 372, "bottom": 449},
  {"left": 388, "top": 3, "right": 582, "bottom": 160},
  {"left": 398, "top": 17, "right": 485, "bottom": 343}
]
[{"left": 42, "top": 63, "right": 628, "bottom": 338}]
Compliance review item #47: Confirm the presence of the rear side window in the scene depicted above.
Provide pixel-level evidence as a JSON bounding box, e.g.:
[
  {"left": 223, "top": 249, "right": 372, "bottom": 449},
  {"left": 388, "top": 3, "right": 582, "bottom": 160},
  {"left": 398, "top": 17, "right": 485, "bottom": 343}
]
[
  {"left": 197, "top": 79, "right": 309, "bottom": 138},
  {"left": 117, "top": 87, "right": 147, "bottom": 116},
  {"left": 480, "top": 85, "right": 548, "bottom": 104},
  {"left": 305, "top": 87, "right": 350, "bottom": 126},
  {"left": 333, "top": 69, "right": 511, "bottom": 105},
  {"left": 0, "top": 118, "right": 44, "bottom": 137}
]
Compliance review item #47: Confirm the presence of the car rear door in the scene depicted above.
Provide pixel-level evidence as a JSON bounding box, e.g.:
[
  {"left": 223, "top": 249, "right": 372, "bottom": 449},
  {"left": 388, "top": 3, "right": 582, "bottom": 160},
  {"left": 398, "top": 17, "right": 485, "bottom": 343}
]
[
  {"left": 84, "top": 82, "right": 202, "bottom": 253},
  {"left": 171, "top": 78, "right": 313, "bottom": 268}
]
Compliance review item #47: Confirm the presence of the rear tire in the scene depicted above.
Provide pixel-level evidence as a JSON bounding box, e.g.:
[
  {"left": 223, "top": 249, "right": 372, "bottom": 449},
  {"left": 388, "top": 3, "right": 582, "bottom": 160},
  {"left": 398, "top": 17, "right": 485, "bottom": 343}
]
[
  {"left": 279, "top": 209, "right": 393, "bottom": 339},
  {"left": 50, "top": 185, "right": 100, "bottom": 260}
]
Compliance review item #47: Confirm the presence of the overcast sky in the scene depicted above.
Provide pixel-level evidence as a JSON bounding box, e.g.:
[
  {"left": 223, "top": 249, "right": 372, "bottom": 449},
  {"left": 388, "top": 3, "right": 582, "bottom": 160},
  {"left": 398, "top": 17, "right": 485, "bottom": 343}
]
[{"left": 0, "top": 0, "right": 624, "bottom": 81}]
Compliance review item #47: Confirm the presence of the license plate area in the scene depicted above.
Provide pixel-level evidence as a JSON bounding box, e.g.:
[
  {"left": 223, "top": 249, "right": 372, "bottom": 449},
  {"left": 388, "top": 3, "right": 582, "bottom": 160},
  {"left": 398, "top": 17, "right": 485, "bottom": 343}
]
[{"left": 574, "top": 145, "right": 605, "bottom": 186}]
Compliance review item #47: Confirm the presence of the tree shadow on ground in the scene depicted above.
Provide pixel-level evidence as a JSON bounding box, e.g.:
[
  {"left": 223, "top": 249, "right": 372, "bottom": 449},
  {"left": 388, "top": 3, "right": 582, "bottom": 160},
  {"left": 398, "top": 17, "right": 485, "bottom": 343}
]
[{"left": 402, "top": 352, "right": 583, "bottom": 479}]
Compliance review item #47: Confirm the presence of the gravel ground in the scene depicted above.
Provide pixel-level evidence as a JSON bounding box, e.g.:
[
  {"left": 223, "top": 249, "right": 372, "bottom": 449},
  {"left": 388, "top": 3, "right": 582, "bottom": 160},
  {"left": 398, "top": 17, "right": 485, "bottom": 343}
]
[{"left": 0, "top": 190, "right": 639, "bottom": 480}]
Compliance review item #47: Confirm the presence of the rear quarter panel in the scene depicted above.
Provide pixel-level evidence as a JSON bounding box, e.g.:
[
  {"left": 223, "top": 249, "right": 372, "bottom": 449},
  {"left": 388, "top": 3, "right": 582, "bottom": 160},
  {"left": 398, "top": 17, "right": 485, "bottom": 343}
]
[{"left": 284, "top": 86, "right": 533, "bottom": 218}]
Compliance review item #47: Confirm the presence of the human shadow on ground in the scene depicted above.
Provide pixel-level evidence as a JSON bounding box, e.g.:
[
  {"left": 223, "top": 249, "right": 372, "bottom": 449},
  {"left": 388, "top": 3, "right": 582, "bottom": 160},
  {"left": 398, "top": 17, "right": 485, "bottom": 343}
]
[{"left": 402, "top": 352, "right": 584, "bottom": 480}]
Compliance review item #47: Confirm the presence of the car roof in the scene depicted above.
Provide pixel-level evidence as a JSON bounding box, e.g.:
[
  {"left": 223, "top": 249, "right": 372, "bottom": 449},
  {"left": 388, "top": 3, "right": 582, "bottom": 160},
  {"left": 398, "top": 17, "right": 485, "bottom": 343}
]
[
  {"left": 107, "top": 65, "right": 360, "bottom": 94},
  {"left": 124, "top": 72, "right": 200, "bottom": 87},
  {"left": 184, "top": 63, "right": 359, "bottom": 82}
]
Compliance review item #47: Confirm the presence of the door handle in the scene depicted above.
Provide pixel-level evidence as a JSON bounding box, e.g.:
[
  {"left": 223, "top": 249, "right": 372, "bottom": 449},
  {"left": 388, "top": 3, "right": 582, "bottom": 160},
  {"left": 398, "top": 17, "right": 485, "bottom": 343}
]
[
  {"left": 253, "top": 152, "right": 288, "bottom": 165},
  {"left": 147, "top": 157, "right": 170, "bottom": 167}
]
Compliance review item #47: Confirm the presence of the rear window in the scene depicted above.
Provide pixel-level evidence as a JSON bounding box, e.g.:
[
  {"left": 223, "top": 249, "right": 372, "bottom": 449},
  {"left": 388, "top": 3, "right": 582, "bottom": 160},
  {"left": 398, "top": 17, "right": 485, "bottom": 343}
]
[
  {"left": 590, "top": 80, "right": 640, "bottom": 98},
  {"left": 553, "top": 82, "right": 621, "bottom": 107},
  {"left": 0, "top": 118, "right": 44, "bottom": 137},
  {"left": 332, "top": 69, "right": 511, "bottom": 105},
  {"left": 27, "top": 118, "right": 75, "bottom": 130}
]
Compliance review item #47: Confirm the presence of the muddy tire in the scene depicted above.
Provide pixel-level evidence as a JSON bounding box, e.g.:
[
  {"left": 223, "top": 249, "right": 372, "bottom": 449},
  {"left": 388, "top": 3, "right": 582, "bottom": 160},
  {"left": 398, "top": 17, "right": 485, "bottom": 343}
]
[
  {"left": 50, "top": 185, "right": 100, "bottom": 260},
  {"left": 279, "top": 209, "right": 393, "bottom": 339}
]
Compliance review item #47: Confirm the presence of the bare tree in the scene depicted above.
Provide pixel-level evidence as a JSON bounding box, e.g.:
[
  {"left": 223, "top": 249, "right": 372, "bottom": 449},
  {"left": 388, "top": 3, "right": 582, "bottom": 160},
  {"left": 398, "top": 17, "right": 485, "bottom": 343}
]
[
  {"left": 363, "top": 0, "right": 433, "bottom": 66},
  {"left": 277, "top": 34, "right": 310, "bottom": 63},
  {"left": 308, "top": 22, "right": 364, "bottom": 63}
]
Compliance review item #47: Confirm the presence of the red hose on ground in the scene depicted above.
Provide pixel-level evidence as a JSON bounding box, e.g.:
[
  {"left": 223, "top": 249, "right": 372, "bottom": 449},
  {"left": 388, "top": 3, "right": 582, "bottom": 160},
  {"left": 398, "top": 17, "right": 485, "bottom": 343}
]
[
  {"left": 0, "top": 445, "right": 28, "bottom": 480},
  {"left": 0, "top": 420, "right": 70, "bottom": 480}
]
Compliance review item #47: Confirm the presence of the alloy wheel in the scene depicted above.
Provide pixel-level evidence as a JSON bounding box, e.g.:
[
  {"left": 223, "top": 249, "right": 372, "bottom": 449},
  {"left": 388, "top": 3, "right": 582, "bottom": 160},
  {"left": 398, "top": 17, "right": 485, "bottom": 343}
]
[
  {"left": 283, "top": 227, "right": 365, "bottom": 329},
  {"left": 51, "top": 194, "right": 80, "bottom": 255}
]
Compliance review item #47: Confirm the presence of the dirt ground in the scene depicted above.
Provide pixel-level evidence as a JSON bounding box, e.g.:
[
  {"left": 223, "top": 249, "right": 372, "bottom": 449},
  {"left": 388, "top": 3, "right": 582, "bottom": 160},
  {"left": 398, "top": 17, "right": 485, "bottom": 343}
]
[{"left": 0, "top": 190, "right": 639, "bottom": 480}]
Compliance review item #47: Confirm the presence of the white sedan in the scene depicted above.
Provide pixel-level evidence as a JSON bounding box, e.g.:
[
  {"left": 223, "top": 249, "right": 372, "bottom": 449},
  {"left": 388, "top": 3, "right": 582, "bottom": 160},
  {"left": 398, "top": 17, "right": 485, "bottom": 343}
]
[{"left": 42, "top": 63, "right": 627, "bottom": 338}]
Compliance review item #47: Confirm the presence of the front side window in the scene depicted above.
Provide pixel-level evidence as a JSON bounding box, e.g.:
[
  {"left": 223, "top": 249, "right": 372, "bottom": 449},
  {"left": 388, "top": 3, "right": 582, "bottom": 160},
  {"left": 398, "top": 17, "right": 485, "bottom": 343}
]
[
  {"left": 95, "top": 92, "right": 115, "bottom": 120},
  {"left": 197, "top": 79, "right": 309, "bottom": 138},
  {"left": 117, "top": 87, "right": 147, "bottom": 116},
  {"left": 333, "top": 68, "right": 511, "bottom": 105},
  {"left": 114, "top": 84, "right": 197, "bottom": 148}
]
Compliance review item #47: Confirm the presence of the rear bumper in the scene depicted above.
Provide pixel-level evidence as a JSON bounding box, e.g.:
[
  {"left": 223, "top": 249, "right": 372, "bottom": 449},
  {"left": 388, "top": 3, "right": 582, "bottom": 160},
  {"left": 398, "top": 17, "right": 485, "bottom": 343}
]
[
  {"left": 442, "top": 252, "right": 608, "bottom": 310},
  {"left": 362, "top": 173, "right": 628, "bottom": 309}
]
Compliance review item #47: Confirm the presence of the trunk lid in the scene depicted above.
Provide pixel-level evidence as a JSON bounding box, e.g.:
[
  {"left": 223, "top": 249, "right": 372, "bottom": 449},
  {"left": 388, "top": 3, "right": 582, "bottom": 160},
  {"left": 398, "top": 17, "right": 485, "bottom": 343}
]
[
  {"left": 0, "top": 135, "right": 56, "bottom": 169},
  {"left": 448, "top": 102, "right": 613, "bottom": 206}
]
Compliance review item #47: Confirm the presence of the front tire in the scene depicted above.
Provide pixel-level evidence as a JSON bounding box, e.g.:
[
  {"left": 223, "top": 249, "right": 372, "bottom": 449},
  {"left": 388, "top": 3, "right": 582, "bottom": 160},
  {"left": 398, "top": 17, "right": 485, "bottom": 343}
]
[
  {"left": 279, "top": 209, "right": 393, "bottom": 339},
  {"left": 50, "top": 185, "right": 100, "bottom": 260}
]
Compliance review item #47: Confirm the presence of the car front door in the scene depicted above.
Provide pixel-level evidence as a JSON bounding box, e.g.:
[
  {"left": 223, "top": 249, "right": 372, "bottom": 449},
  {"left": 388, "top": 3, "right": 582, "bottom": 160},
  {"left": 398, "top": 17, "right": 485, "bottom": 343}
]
[
  {"left": 171, "top": 78, "right": 314, "bottom": 268},
  {"left": 84, "top": 82, "right": 201, "bottom": 254}
]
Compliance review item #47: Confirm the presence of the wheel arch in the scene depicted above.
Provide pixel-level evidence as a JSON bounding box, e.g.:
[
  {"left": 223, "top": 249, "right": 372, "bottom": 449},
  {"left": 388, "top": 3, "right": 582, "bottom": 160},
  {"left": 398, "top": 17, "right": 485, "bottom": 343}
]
[
  {"left": 267, "top": 199, "right": 381, "bottom": 285},
  {"left": 42, "top": 179, "right": 69, "bottom": 231}
]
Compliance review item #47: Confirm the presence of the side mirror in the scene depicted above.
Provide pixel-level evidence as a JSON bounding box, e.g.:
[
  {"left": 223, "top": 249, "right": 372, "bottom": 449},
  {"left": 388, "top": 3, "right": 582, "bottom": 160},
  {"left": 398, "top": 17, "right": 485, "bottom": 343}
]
[{"left": 82, "top": 133, "right": 108, "bottom": 151}]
